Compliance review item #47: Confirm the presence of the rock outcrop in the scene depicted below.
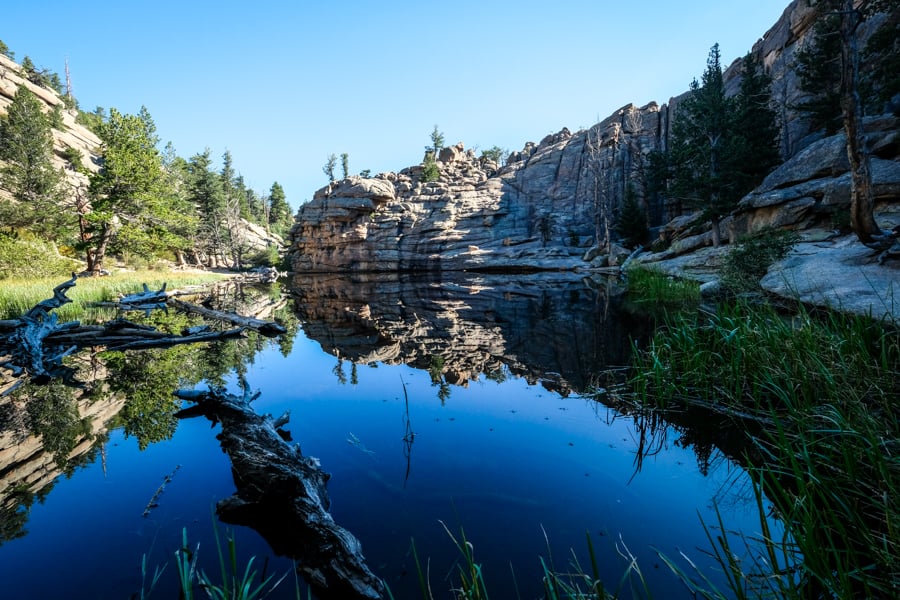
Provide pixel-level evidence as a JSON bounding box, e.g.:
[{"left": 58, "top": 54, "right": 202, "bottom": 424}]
[
  {"left": 289, "top": 0, "right": 898, "bottom": 276},
  {"left": 287, "top": 0, "right": 899, "bottom": 320},
  {"left": 290, "top": 104, "right": 663, "bottom": 272}
]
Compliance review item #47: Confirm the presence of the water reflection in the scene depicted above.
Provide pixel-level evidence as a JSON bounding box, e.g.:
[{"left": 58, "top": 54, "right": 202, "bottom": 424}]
[
  {"left": 0, "top": 282, "right": 298, "bottom": 547},
  {"left": 0, "top": 275, "right": 769, "bottom": 599},
  {"left": 289, "top": 271, "right": 647, "bottom": 399}
]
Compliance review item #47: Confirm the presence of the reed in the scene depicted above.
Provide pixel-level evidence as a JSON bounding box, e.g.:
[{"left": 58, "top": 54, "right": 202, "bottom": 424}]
[
  {"left": 630, "top": 300, "right": 900, "bottom": 597},
  {"left": 142, "top": 525, "right": 288, "bottom": 600}
]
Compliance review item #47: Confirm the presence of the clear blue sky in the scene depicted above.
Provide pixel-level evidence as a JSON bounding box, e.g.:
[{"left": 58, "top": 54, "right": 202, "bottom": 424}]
[{"left": 3, "top": 0, "right": 790, "bottom": 209}]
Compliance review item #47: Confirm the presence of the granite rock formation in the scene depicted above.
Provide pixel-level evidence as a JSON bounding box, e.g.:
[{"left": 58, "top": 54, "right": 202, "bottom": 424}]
[
  {"left": 288, "top": 0, "right": 898, "bottom": 277},
  {"left": 287, "top": 0, "right": 899, "bottom": 321}
]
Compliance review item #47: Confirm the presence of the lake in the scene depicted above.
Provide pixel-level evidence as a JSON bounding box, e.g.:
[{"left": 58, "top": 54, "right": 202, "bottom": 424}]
[{"left": 0, "top": 273, "right": 772, "bottom": 599}]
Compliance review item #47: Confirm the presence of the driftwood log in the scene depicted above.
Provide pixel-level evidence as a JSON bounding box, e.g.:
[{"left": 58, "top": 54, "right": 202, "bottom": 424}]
[
  {"left": 168, "top": 298, "right": 286, "bottom": 337},
  {"left": 0, "top": 276, "right": 80, "bottom": 385},
  {"left": 174, "top": 385, "right": 385, "bottom": 600},
  {"left": 99, "top": 283, "right": 287, "bottom": 337},
  {"left": 0, "top": 277, "right": 286, "bottom": 393}
]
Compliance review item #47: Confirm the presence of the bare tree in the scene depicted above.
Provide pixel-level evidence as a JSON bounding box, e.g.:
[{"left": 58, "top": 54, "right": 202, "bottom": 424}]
[
  {"left": 586, "top": 124, "right": 619, "bottom": 257},
  {"left": 838, "top": 0, "right": 895, "bottom": 249}
]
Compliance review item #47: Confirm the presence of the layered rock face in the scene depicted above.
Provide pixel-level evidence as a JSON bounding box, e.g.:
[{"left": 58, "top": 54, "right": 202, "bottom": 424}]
[
  {"left": 291, "top": 104, "right": 663, "bottom": 272},
  {"left": 289, "top": 0, "right": 898, "bottom": 274}
]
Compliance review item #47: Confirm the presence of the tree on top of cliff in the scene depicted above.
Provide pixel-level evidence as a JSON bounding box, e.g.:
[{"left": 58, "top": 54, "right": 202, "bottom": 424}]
[
  {"left": 0, "top": 85, "right": 68, "bottom": 240},
  {"left": 429, "top": 125, "right": 445, "bottom": 155},
  {"left": 323, "top": 153, "right": 337, "bottom": 182},
  {"left": 0, "top": 39, "right": 13, "bottom": 60}
]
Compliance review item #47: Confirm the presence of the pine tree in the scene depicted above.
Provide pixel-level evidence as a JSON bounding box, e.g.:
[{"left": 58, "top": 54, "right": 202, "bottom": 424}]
[
  {"left": 669, "top": 44, "right": 735, "bottom": 246},
  {"left": 268, "top": 182, "right": 292, "bottom": 236},
  {"left": 0, "top": 39, "right": 14, "bottom": 60},
  {"left": 323, "top": 154, "right": 337, "bottom": 182},
  {"left": 616, "top": 185, "right": 649, "bottom": 248},
  {"left": 83, "top": 106, "right": 178, "bottom": 271},
  {"left": 188, "top": 149, "right": 226, "bottom": 266},
  {"left": 340, "top": 153, "right": 349, "bottom": 179},
  {"left": 220, "top": 150, "right": 248, "bottom": 268},
  {"left": 0, "top": 85, "right": 67, "bottom": 239},
  {"left": 421, "top": 152, "right": 440, "bottom": 182},
  {"left": 429, "top": 125, "right": 445, "bottom": 155},
  {"left": 861, "top": 1, "right": 900, "bottom": 115},
  {"left": 729, "top": 53, "right": 781, "bottom": 194}
]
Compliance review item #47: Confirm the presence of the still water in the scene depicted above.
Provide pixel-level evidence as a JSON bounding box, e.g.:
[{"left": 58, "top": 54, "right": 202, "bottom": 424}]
[{"left": 0, "top": 273, "right": 767, "bottom": 599}]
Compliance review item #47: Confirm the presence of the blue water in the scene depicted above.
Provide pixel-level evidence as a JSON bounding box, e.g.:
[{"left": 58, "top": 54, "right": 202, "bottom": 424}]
[{"left": 0, "top": 276, "right": 771, "bottom": 599}]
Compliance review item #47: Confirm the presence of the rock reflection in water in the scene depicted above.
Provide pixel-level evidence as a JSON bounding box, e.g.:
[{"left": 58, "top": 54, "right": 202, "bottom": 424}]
[{"left": 289, "top": 271, "right": 646, "bottom": 398}]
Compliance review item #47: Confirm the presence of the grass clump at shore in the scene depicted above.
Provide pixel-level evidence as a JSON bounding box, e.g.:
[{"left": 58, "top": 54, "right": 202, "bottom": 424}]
[
  {"left": 630, "top": 300, "right": 900, "bottom": 598},
  {"left": 624, "top": 266, "right": 701, "bottom": 307},
  {"left": 0, "top": 271, "right": 227, "bottom": 320}
]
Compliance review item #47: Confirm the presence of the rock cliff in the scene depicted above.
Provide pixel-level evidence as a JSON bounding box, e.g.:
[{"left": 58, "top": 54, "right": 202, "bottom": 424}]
[{"left": 288, "top": 0, "right": 899, "bottom": 278}]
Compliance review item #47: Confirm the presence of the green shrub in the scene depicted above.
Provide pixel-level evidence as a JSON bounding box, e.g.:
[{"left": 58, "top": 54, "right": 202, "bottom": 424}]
[
  {"left": 421, "top": 152, "right": 440, "bottom": 183},
  {"left": 61, "top": 146, "right": 85, "bottom": 172},
  {"left": 48, "top": 105, "right": 65, "bottom": 130},
  {"left": 0, "top": 236, "right": 81, "bottom": 280},
  {"left": 721, "top": 227, "right": 798, "bottom": 292},
  {"left": 247, "top": 245, "right": 280, "bottom": 268}
]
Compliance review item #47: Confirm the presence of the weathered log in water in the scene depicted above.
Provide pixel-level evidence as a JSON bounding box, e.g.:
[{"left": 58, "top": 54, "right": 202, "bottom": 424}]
[
  {"left": 168, "top": 298, "right": 287, "bottom": 337},
  {"left": 97, "top": 282, "right": 287, "bottom": 337},
  {"left": 174, "top": 385, "right": 385, "bottom": 600},
  {"left": 0, "top": 277, "right": 284, "bottom": 393},
  {"left": 0, "top": 276, "right": 80, "bottom": 385}
]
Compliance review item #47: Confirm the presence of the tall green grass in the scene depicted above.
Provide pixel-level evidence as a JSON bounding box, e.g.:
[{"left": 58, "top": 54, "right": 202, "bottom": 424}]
[
  {"left": 630, "top": 301, "right": 900, "bottom": 598},
  {"left": 624, "top": 266, "right": 701, "bottom": 309},
  {"left": 0, "top": 271, "right": 227, "bottom": 320}
]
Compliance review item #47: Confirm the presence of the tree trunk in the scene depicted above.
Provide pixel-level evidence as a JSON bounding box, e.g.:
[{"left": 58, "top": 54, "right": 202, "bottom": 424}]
[
  {"left": 90, "top": 223, "right": 113, "bottom": 273},
  {"left": 710, "top": 214, "right": 722, "bottom": 247},
  {"left": 840, "top": 1, "right": 882, "bottom": 244}
]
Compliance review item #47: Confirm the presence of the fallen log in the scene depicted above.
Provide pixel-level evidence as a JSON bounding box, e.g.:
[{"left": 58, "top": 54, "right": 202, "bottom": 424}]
[
  {"left": 0, "top": 277, "right": 255, "bottom": 391},
  {"left": 174, "top": 385, "right": 385, "bottom": 600},
  {"left": 169, "top": 298, "right": 287, "bottom": 337},
  {"left": 2, "top": 275, "right": 80, "bottom": 384}
]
